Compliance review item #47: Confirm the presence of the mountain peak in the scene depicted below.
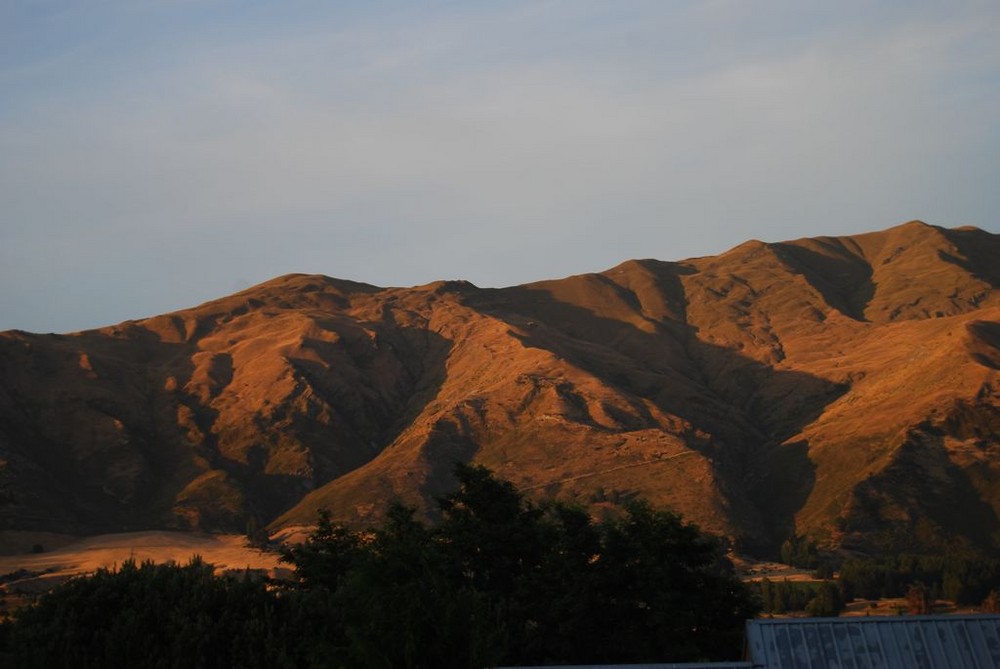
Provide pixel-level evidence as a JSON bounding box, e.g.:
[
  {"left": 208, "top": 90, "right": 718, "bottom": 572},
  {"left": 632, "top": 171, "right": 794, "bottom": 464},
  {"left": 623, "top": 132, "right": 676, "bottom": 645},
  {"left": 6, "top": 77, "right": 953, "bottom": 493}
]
[{"left": 1, "top": 222, "right": 998, "bottom": 557}]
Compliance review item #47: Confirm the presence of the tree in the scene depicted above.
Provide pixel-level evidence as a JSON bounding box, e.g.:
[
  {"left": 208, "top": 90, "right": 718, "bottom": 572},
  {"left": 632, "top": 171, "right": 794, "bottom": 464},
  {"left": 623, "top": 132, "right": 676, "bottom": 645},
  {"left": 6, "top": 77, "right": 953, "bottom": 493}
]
[
  {"left": 806, "top": 582, "right": 844, "bottom": 617},
  {"left": 245, "top": 514, "right": 270, "bottom": 550},
  {"left": 759, "top": 577, "right": 774, "bottom": 612},
  {"left": 437, "top": 462, "right": 547, "bottom": 596},
  {"left": 279, "top": 508, "right": 361, "bottom": 591},
  {"left": 780, "top": 534, "right": 818, "bottom": 569},
  {"left": 336, "top": 503, "right": 504, "bottom": 669},
  {"left": 983, "top": 589, "right": 1000, "bottom": 613},
  {"left": 812, "top": 561, "right": 835, "bottom": 580},
  {"left": 433, "top": 464, "right": 759, "bottom": 664},
  {"left": 907, "top": 581, "right": 932, "bottom": 615}
]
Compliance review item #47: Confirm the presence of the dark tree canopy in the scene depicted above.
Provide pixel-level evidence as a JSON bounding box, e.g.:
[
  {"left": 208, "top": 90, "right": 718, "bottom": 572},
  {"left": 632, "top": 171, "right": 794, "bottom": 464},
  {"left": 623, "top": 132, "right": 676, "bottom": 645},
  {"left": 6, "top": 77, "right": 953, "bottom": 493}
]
[
  {"left": 0, "top": 557, "right": 297, "bottom": 669},
  {"left": 1, "top": 464, "right": 759, "bottom": 667}
]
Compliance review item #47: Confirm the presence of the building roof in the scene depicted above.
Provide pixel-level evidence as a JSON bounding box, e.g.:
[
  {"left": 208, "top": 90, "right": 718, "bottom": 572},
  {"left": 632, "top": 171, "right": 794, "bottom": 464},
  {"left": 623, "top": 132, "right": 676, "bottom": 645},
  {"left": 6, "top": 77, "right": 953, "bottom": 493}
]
[{"left": 744, "top": 614, "right": 1000, "bottom": 668}]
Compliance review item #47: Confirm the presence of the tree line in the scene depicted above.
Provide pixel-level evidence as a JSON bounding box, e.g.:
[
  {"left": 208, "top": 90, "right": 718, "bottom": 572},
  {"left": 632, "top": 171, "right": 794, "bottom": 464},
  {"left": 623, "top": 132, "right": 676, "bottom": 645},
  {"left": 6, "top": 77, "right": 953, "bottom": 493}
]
[
  {"left": 753, "top": 579, "right": 844, "bottom": 617},
  {"left": 753, "top": 542, "right": 1000, "bottom": 617},
  {"left": 0, "top": 464, "right": 758, "bottom": 668},
  {"left": 837, "top": 552, "right": 1000, "bottom": 606}
]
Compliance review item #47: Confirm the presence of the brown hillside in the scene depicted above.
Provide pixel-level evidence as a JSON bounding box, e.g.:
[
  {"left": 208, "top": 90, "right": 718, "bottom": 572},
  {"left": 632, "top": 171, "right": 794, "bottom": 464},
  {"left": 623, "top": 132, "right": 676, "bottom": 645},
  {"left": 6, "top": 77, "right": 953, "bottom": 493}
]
[{"left": 1, "top": 221, "right": 998, "bottom": 555}]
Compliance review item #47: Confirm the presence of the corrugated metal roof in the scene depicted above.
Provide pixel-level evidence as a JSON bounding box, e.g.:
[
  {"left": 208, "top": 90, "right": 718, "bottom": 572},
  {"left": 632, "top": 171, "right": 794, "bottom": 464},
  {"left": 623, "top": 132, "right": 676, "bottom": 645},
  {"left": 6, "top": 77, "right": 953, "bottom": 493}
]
[{"left": 744, "top": 614, "right": 1000, "bottom": 668}]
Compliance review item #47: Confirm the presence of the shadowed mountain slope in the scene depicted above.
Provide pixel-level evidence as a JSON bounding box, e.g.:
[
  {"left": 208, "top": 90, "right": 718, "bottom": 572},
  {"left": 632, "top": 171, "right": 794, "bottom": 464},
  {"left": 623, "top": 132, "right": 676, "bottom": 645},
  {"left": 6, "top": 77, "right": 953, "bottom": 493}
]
[{"left": 2, "top": 221, "right": 998, "bottom": 555}]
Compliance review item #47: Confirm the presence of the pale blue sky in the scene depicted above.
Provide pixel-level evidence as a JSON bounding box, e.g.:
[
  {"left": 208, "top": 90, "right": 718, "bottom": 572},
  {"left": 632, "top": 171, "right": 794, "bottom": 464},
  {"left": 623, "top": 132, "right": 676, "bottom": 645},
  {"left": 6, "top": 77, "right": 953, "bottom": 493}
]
[{"left": 2, "top": 1, "right": 998, "bottom": 333}]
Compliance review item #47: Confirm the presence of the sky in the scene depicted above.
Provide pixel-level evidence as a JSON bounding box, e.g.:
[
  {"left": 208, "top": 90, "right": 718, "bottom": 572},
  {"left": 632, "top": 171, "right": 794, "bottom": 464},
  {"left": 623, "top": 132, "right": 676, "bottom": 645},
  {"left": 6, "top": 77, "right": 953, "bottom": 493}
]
[{"left": 2, "top": 1, "right": 998, "bottom": 333}]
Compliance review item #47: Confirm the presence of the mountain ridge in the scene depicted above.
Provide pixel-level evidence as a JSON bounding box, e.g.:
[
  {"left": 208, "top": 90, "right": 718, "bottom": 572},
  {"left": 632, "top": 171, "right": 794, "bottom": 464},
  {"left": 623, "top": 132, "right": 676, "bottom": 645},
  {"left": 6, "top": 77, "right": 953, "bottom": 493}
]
[{"left": 2, "top": 220, "right": 998, "bottom": 556}]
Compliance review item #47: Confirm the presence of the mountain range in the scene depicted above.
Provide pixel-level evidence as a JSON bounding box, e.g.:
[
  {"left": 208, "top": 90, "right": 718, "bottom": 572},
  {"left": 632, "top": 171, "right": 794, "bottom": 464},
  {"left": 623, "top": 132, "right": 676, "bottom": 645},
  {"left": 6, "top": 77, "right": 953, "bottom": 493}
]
[{"left": 2, "top": 220, "right": 999, "bottom": 556}]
